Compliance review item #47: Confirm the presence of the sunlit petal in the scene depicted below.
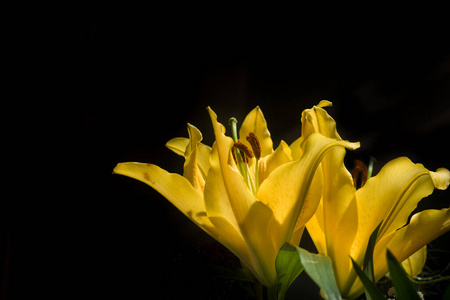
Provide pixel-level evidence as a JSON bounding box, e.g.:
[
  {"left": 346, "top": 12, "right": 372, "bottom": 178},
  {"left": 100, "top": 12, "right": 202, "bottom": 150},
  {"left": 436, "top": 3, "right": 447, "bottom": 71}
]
[
  {"left": 430, "top": 168, "right": 450, "bottom": 190},
  {"left": 166, "top": 133, "right": 212, "bottom": 180},
  {"left": 289, "top": 136, "right": 303, "bottom": 161},
  {"left": 113, "top": 162, "right": 208, "bottom": 227},
  {"left": 258, "top": 140, "right": 292, "bottom": 185},
  {"left": 353, "top": 157, "right": 439, "bottom": 257},
  {"left": 239, "top": 106, "right": 273, "bottom": 157},
  {"left": 183, "top": 124, "right": 206, "bottom": 191},
  {"left": 165, "top": 137, "right": 189, "bottom": 156},
  {"left": 257, "top": 133, "right": 359, "bottom": 244},
  {"left": 207, "top": 107, "right": 258, "bottom": 222}
]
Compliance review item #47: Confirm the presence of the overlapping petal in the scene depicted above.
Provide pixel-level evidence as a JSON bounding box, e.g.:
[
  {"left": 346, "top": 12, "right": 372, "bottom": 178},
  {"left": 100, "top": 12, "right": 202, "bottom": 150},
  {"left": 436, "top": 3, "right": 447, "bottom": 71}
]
[
  {"left": 401, "top": 245, "right": 427, "bottom": 278},
  {"left": 257, "top": 140, "right": 292, "bottom": 185},
  {"left": 165, "top": 127, "right": 212, "bottom": 180},
  {"left": 351, "top": 157, "right": 438, "bottom": 262},
  {"left": 303, "top": 102, "right": 450, "bottom": 299},
  {"left": 114, "top": 101, "right": 449, "bottom": 300}
]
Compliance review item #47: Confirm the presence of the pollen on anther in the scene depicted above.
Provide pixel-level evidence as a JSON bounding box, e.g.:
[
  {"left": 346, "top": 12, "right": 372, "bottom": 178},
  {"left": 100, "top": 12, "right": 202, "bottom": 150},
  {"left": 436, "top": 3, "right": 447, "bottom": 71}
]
[
  {"left": 234, "top": 141, "right": 254, "bottom": 161},
  {"left": 351, "top": 160, "right": 368, "bottom": 189},
  {"left": 246, "top": 132, "right": 261, "bottom": 159}
]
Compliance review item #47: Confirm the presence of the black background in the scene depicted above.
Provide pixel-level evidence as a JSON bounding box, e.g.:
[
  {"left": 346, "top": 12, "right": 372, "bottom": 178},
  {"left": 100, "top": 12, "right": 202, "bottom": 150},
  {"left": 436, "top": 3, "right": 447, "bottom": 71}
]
[{"left": 5, "top": 5, "right": 450, "bottom": 300}]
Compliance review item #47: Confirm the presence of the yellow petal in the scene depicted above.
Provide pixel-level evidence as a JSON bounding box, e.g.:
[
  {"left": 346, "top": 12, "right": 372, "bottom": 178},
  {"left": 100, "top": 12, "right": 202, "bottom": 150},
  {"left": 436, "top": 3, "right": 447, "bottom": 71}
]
[
  {"left": 239, "top": 106, "right": 273, "bottom": 157},
  {"left": 113, "top": 162, "right": 208, "bottom": 227},
  {"left": 257, "top": 133, "right": 359, "bottom": 244},
  {"left": 430, "top": 168, "right": 450, "bottom": 190},
  {"left": 301, "top": 102, "right": 342, "bottom": 142},
  {"left": 297, "top": 102, "right": 361, "bottom": 294},
  {"left": 204, "top": 143, "right": 240, "bottom": 231},
  {"left": 344, "top": 158, "right": 441, "bottom": 297},
  {"left": 385, "top": 208, "right": 450, "bottom": 271},
  {"left": 317, "top": 100, "right": 333, "bottom": 108},
  {"left": 401, "top": 245, "right": 427, "bottom": 278},
  {"left": 288, "top": 101, "right": 332, "bottom": 161},
  {"left": 347, "top": 209, "right": 450, "bottom": 299},
  {"left": 358, "top": 208, "right": 450, "bottom": 299},
  {"left": 166, "top": 133, "right": 212, "bottom": 180},
  {"left": 165, "top": 137, "right": 189, "bottom": 156},
  {"left": 208, "top": 107, "right": 278, "bottom": 286},
  {"left": 257, "top": 140, "right": 292, "bottom": 185},
  {"left": 207, "top": 107, "right": 257, "bottom": 223},
  {"left": 305, "top": 200, "right": 327, "bottom": 254},
  {"left": 183, "top": 124, "right": 206, "bottom": 190},
  {"left": 203, "top": 145, "right": 259, "bottom": 279},
  {"left": 241, "top": 201, "right": 280, "bottom": 286},
  {"left": 355, "top": 157, "right": 438, "bottom": 248},
  {"left": 321, "top": 145, "right": 359, "bottom": 295},
  {"left": 289, "top": 136, "right": 303, "bottom": 161}
]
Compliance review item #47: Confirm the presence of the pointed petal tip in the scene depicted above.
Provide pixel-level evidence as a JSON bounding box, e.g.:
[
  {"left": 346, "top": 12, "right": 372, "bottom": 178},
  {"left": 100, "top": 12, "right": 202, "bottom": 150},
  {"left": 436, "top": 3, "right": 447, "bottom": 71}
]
[{"left": 112, "top": 163, "right": 123, "bottom": 174}]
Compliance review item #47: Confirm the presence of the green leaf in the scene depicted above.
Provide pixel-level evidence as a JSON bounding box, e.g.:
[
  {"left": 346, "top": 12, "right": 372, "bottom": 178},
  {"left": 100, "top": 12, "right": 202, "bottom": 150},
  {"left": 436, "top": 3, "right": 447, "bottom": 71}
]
[
  {"left": 351, "top": 257, "right": 386, "bottom": 300},
  {"left": 386, "top": 250, "right": 421, "bottom": 300},
  {"left": 296, "top": 247, "right": 342, "bottom": 300},
  {"left": 363, "top": 222, "right": 382, "bottom": 283},
  {"left": 275, "top": 243, "right": 304, "bottom": 300}
]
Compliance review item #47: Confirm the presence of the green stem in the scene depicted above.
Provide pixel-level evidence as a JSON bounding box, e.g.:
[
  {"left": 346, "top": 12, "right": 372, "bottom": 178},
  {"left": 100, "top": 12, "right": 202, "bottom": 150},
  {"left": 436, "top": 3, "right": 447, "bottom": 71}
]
[
  {"left": 229, "top": 117, "right": 246, "bottom": 176},
  {"left": 229, "top": 117, "right": 239, "bottom": 142},
  {"left": 411, "top": 275, "right": 450, "bottom": 285},
  {"left": 367, "top": 156, "right": 376, "bottom": 179}
]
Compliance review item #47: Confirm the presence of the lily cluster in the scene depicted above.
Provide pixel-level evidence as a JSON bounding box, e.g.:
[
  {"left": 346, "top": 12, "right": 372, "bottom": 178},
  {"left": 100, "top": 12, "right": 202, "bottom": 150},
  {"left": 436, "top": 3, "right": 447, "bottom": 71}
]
[{"left": 114, "top": 101, "right": 450, "bottom": 299}]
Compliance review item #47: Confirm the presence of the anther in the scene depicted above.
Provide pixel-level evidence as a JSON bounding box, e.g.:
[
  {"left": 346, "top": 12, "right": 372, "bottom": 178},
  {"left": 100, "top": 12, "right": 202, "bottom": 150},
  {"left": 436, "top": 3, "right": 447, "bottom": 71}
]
[
  {"left": 351, "top": 160, "right": 368, "bottom": 189},
  {"left": 231, "top": 144, "right": 238, "bottom": 164},
  {"left": 246, "top": 132, "right": 261, "bottom": 159},
  {"left": 234, "top": 141, "right": 254, "bottom": 161}
]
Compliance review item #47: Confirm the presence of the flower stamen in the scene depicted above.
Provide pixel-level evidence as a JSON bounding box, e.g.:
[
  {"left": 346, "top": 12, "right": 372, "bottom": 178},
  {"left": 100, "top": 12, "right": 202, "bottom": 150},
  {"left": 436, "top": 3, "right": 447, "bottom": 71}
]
[
  {"left": 246, "top": 132, "right": 261, "bottom": 160},
  {"left": 234, "top": 141, "right": 254, "bottom": 161}
]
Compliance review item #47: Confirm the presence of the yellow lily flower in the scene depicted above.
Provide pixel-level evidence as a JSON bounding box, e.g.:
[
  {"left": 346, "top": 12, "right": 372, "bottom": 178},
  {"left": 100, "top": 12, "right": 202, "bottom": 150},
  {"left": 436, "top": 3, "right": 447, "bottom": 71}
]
[
  {"left": 113, "top": 105, "right": 359, "bottom": 287},
  {"left": 303, "top": 102, "right": 450, "bottom": 299}
]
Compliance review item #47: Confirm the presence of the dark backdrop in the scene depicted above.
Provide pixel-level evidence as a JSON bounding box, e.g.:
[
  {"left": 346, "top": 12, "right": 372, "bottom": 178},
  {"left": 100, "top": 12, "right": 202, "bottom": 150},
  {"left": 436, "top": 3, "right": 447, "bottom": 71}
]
[{"left": 6, "top": 6, "right": 450, "bottom": 300}]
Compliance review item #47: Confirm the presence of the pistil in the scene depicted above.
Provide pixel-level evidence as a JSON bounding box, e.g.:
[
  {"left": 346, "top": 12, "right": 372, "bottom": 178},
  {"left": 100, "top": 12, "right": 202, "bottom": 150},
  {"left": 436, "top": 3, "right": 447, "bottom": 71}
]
[
  {"left": 228, "top": 118, "right": 259, "bottom": 195},
  {"left": 229, "top": 118, "right": 246, "bottom": 176}
]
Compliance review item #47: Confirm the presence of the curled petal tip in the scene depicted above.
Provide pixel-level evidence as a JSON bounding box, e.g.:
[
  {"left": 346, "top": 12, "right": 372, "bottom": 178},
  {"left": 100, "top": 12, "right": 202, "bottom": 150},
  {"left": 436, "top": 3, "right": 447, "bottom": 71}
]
[
  {"left": 317, "top": 100, "right": 333, "bottom": 108},
  {"left": 430, "top": 168, "right": 450, "bottom": 190}
]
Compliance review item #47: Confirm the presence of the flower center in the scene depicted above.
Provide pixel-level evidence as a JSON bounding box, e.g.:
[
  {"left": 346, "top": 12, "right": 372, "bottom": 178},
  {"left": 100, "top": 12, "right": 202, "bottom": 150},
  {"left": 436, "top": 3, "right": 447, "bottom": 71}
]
[{"left": 228, "top": 118, "right": 261, "bottom": 195}]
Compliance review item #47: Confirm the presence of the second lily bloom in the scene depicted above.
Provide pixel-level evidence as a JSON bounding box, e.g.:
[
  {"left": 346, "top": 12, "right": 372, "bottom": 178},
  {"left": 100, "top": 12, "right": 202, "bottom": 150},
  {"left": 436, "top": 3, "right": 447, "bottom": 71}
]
[{"left": 303, "top": 102, "right": 450, "bottom": 299}]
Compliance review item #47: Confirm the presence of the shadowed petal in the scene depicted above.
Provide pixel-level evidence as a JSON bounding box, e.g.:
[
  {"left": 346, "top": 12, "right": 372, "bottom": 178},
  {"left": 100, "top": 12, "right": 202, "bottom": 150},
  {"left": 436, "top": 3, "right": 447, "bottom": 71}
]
[
  {"left": 347, "top": 208, "right": 450, "bottom": 299},
  {"left": 402, "top": 245, "right": 427, "bottom": 278}
]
